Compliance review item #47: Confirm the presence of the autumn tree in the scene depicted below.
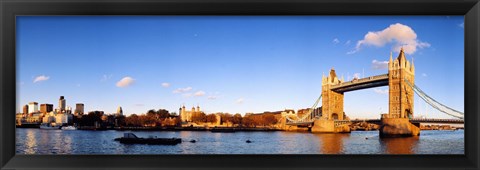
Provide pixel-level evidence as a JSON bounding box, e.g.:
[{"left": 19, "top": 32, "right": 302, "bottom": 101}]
[
  {"left": 242, "top": 115, "right": 255, "bottom": 127},
  {"left": 232, "top": 113, "right": 243, "bottom": 125},
  {"left": 263, "top": 114, "right": 278, "bottom": 127},
  {"left": 206, "top": 114, "right": 217, "bottom": 123},
  {"left": 125, "top": 114, "right": 141, "bottom": 127},
  {"left": 220, "top": 113, "right": 233, "bottom": 126},
  {"left": 191, "top": 112, "right": 206, "bottom": 124}
]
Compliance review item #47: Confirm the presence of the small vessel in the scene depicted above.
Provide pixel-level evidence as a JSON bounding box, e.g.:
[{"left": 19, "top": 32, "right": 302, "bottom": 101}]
[
  {"left": 61, "top": 126, "right": 77, "bottom": 130},
  {"left": 246, "top": 140, "right": 252, "bottom": 143},
  {"left": 40, "top": 123, "right": 61, "bottom": 130},
  {"left": 211, "top": 128, "right": 236, "bottom": 133},
  {"left": 114, "top": 133, "right": 182, "bottom": 145}
]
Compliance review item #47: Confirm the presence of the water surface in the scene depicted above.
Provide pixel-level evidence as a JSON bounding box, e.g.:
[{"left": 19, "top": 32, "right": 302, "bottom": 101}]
[{"left": 16, "top": 129, "right": 464, "bottom": 154}]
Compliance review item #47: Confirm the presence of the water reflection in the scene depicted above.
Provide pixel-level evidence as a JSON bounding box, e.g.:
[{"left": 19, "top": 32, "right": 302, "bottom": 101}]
[
  {"left": 314, "top": 133, "right": 349, "bottom": 154},
  {"left": 380, "top": 136, "right": 419, "bottom": 154},
  {"left": 61, "top": 132, "right": 73, "bottom": 153},
  {"left": 24, "top": 129, "right": 37, "bottom": 154}
]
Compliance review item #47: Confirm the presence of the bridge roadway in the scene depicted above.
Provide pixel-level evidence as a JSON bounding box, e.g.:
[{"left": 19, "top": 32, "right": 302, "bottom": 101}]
[
  {"left": 330, "top": 74, "right": 389, "bottom": 93},
  {"left": 286, "top": 118, "right": 464, "bottom": 126}
]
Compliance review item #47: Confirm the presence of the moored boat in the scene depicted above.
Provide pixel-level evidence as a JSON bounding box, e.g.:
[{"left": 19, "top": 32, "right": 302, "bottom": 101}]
[
  {"left": 114, "top": 133, "right": 182, "bottom": 145},
  {"left": 40, "top": 123, "right": 61, "bottom": 130},
  {"left": 211, "top": 128, "right": 236, "bottom": 133},
  {"left": 61, "top": 126, "right": 77, "bottom": 130}
]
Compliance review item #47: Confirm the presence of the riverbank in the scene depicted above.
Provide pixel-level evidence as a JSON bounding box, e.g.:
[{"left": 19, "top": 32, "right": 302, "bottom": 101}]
[{"left": 76, "top": 126, "right": 282, "bottom": 132}]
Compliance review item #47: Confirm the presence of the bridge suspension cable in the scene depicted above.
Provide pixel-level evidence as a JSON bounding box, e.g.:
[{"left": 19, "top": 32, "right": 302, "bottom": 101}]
[
  {"left": 285, "top": 93, "right": 322, "bottom": 123},
  {"left": 404, "top": 79, "right": 464, "bottom": 119}
]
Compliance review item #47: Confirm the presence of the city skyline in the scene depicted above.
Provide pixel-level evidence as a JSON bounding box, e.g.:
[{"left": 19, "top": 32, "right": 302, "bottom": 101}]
[{"left": 17, "top": 16, "right": 464, "bottom": 119}]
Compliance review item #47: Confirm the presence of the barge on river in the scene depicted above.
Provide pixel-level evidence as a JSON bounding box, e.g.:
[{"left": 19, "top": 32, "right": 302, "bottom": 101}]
[{"left": 114, "top": 133, "right": 182, "bottom": 145}]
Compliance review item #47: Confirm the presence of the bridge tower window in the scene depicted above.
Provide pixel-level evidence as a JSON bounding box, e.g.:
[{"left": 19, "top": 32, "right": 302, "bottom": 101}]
[{"left": 332, "top": 113, "right": 339, "bottom": 120}]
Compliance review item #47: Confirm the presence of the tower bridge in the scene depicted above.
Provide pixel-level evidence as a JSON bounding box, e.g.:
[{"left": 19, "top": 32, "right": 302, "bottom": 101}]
[
  {"left": 284, "top": 48, "right": 464, "bottom": 137},
  {"left": 330, "top": 74, "right": 389, "bottom": 93}
]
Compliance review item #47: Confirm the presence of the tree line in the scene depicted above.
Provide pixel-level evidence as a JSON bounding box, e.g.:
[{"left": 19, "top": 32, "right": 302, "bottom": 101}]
[{"left": 74, "top": 109, "right": 280, "bottom": 128}]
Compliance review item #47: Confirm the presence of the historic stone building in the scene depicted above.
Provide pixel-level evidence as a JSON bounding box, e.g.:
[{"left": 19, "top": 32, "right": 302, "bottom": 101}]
[{"left": 179, "top": 105, "right": 201, "bottom": 122}]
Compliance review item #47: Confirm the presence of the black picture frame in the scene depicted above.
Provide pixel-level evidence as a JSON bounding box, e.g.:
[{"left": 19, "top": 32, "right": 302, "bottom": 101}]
[{"left": 1, "top": 0, "right": 479, "bottom": 169}]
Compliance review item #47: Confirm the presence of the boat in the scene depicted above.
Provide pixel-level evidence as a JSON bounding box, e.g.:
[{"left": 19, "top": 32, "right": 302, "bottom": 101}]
[
  {"left": 40, "top": 123, "right": 61, "bottom": 130},
  {"left": 61, "top": 126, "right": 77, "bottom": 130},
  {"left": 211, "top": 128, "right": 236, "bottom": 133},
  {"left": 114, "top": 133, "right": 182, "bottom": 145}
]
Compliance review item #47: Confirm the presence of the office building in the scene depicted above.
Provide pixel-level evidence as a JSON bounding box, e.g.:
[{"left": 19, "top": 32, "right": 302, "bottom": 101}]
[
  {"left": 75, "top": 103, "right": 84, "bottom": 115},
  {"left": 40, "top": 104, "right": 53, "bottom": 114},
  {"left": 58, "top": 96, "right": 66, "bottom": 112},
  {"left": 28, "top": 102, "right": 38, "bottom": 114}
]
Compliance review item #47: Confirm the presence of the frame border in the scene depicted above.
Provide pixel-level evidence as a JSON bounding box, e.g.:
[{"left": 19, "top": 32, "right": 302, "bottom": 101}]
[{"left": 1, "top": 0, "right": 479, "bottom": 169}]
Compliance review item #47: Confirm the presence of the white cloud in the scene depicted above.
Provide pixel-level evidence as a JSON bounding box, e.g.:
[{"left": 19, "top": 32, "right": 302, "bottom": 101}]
[
  {"left": 182, "top": 93, "right": 192, "bottom": 98},
  {"left": 194, "top": 91, "right": 206, "bottom": 97},
  {"left": 373, "top": 88, "right": 389, "bottom": 95},
  {"left": 422, "top": 73, "right": 428, "bottom": 77},
  {"left": 33, "top": 75, "right": 50, "bottom": 83},
  {"left": 333, "top": 38, "right": 340, "bottom": 44},
  {"left": 348, "top": 23, "right": 430, "bottom": 55},
  {"left": 161, "top": 82, "right": 170, "bottom": 88},
  {"left": 173, "top": 87, "right": 192, "bottom": 93},
  {"left": 116, "top": 77, "right": 135, "bottom": 87},
  {"left": 459, "top": 22, "right": 464, "bottom": 28},
  {"left": 371, "top": 60, "right": 389, "bottom": 70},
  {"left": 236, "top": 98, "right": 244, "bottom": 104},
  {"left": 135, "top": 104, "right": 145, "bottom": 107}
]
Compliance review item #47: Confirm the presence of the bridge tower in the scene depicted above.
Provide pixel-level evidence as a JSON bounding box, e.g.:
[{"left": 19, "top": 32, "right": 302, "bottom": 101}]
[
  {"left": 321, "top": 69, "right": 345, "bottom": 120},
  {"left": 312, "top": 69, "right": 350, "bottom": 133},
  {"left": 388, "top": 48, "right": 415, "bottom": 119},
  {"left": 381, "top": 48, "right": 419, "bottom": 137}
]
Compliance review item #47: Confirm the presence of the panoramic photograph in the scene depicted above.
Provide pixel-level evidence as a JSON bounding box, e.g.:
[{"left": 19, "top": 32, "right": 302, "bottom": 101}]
[{"left": 15, "top": 16, "right": 464, "bottom": 154}]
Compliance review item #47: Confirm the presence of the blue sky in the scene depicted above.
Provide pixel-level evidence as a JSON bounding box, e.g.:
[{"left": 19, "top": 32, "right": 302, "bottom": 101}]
[{"left": 16, "top": 16, "right": 464, "bottom": 119}]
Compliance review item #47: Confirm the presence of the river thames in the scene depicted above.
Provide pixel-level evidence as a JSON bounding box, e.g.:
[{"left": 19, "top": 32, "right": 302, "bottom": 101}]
[{"left": 16, "top": 128, "right": 464, "bottom": 154}]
